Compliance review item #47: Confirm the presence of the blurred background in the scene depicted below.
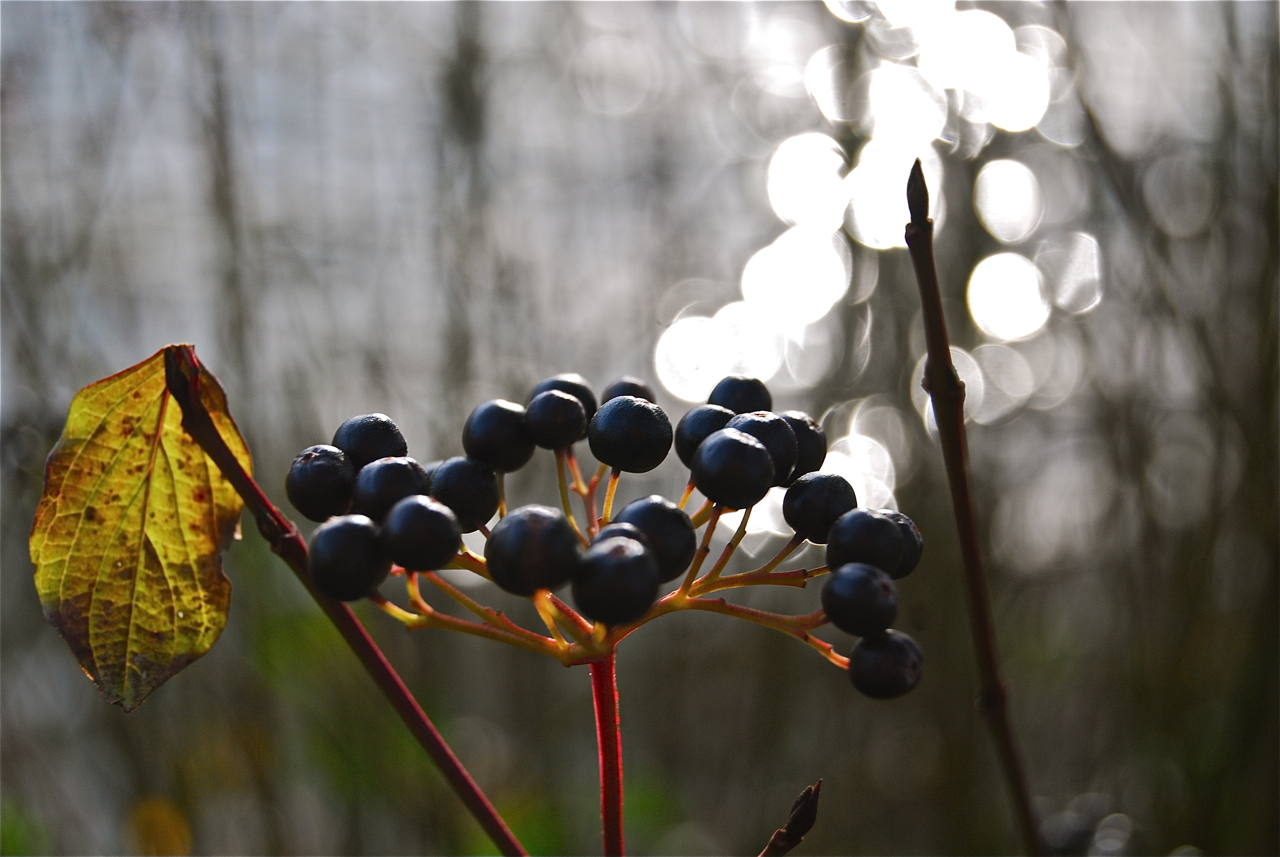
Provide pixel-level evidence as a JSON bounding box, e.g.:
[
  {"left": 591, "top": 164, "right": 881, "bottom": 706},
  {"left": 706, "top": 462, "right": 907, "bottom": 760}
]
[{"left": 2, "top": 2, "right": 1276, "bottom": 854}]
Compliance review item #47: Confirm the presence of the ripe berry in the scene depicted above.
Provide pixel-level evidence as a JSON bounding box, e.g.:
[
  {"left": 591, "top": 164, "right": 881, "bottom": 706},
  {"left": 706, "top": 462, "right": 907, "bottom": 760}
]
[
  {"left": 782, "top": 472, "right": 857, "bottom": 543},
  {"left": 602, "top": 376, "right": 656, "bottom": 404},
  {"left": 381, "top": 495, "right": 461, "bottom": 571},
  {"left": 726, "top": 411, "right": 798, "bottom": 486},
  {"left": 286, "top": 445, "right": 356, "bottom": 522},
  {"left": 462, "top": 400, "right": 535, "bottom": 473},
  {"left": 848, "top": 630, "right": 923, "bottom": 699},
  {"left": 525, "top": 390, "right": 588, "bottom": 449},
  {"left": 690, "top": 428, "right": 774, "bottom": 510},
  {"left": 485, "top": 505, "right": 581, "bottom": 596},
  {"left": 826, "top": 508, "right": 906, "bottom": 575},
  {"left": 308, "top": 514, "right": 391, "bottom": 601},
  {"left": 881, "top": 510, "right": 924, "bottom": 579},
  {"left": 429, "top": 456, "right": 500, "bottom": 532},
  {"left": 528, "top": 373, "right": 597, "bottom": 427},
  {"left": 588, "top": 396, "right": 672, "bottom": 473},
  {"left": 822, "top": 563, "right": 898, "bottom": 637},
  {"left": 332, "top": 413, "right": 408, "bottom": 469},
  {"left": 351, "top": 456, "right": 432, "bottom": 523},
  {"left": 707, "top": 375, "right": 772, "bottom": 414},
  {"left": 779, "top": 411, "right": 826, "bottom": 486},
  {"left": 612, "top": 494, "right": 697, "bottom": 583},
  {"left": 572, "top": 536, "right": 660, "bottom": 626},
  {"left": 594, "top": 522, "right": 649, "bottom": 545},
  {"left": 674, "top": 404, "right": 735, "bottom": 468}
]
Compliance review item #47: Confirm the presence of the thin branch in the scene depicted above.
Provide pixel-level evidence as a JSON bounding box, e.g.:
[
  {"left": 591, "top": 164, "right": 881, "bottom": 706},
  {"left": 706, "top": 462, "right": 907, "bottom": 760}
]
[
  {"left": 163, "top": 345, "right": 526, "bottom": 857},
  {"left": 904, "top": 163, "right": 1043, "bottom": 856}
]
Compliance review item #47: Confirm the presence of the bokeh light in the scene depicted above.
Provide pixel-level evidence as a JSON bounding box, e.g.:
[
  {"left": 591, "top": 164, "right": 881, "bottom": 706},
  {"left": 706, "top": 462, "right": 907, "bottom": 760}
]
[
  {"left": 767, "top": 133, "right": 850, "bottom": 229},
  {"left": 740, "top": 225, "right": 851, "bottom": 327},
  {"left": 967, "top": 253, "right": 1050, "bottom": 341},
  {"left": 974, "top": 159, "right": 1044, "bottom": 244},
  {"left": 820, "top": 432, "right": 897, "bottom": 511},
  {"left": 654, "top": 315, "right": 734, "bottom": 402},
  {"left": 845, "top": 141, "right": 944, "bottom": 249},
  {"left": 1036, "top": 232, "right": 1103, "bottom": 313}
]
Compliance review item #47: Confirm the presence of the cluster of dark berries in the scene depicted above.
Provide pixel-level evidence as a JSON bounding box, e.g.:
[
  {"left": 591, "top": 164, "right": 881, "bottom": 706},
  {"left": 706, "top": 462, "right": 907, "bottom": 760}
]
[{"left": 286, "top": 371, "right": 926, "bottom": 700}]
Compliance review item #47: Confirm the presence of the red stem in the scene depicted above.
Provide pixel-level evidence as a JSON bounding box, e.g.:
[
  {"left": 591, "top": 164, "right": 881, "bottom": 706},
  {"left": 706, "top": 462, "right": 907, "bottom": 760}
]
[
  {"left": 163, "top": 346, "right": 526, "bottom": 857},
  {"left": 590, "top": 652, "right": 625, "bottom": 857}
]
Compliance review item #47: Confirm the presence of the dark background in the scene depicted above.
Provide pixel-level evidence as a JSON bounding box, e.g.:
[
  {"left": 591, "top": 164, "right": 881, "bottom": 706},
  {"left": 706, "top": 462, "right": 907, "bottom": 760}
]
[{"left": 2, "top": 3, "right": 1276, "bottom": 855}]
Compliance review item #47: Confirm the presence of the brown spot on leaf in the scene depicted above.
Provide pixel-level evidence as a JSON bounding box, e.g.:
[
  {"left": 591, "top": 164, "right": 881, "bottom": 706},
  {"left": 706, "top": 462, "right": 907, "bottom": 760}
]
[{"left": 84, "top": 506, "right": 98, "bottom": 522}]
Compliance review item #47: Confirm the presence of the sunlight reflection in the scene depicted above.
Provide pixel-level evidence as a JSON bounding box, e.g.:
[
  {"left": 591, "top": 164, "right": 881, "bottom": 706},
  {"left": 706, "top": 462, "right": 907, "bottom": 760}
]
[
  {"left": 845, "top": 141, "right": 944, "bottom": 249},
  {"left": 972, "top": 344, "right": 1035, "bottom": 424},
  {"left": 967, "top": 253, "right": 1049, "bottom": 341},
  {"left": 821, "top": 432, "right": 898, "bottom": 512},
  {"left": 654, "top": 316, "right": 734, "bottom": 402},
  {"left": 1036, "top": 232, "right": 1102, "bottom": 314},
  {"left": 974, "top": 159, "right": 1043, "bottom": 244}
]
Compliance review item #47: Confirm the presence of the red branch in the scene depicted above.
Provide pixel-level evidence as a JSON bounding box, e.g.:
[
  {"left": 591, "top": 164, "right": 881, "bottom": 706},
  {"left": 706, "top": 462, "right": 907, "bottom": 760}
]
[
  {"left": 163, "top": 345, "right": 525, "bottom": 857},
  {"left": 590, "top": 652, "right": 625, "bottom": 856}
]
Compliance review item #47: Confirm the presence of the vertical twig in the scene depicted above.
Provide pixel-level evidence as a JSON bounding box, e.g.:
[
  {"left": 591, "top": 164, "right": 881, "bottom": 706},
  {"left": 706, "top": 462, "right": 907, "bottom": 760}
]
[
  {"left": 590, "top": 651, "right": 625, "bottom": 857},
  {"left": 163, "top": 345, "right": 526, "bottom": 857},
  {"left": 904, "top": 162, "right": 1043, "bottom": 856}
]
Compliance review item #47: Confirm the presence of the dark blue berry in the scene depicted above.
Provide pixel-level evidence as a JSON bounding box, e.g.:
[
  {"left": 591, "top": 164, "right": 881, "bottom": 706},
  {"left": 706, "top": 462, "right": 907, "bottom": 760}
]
[
  {"left": 726, "top": 411, "right": 798, "bottom": 487},
  {"left": 690, "top": 428, "right": 775, "bottom": 510},
  {"left": 782, "top": 472, "right": 857, "bottom": 543},
  {"left": 381, "top": 495, "right": 461, "bottom": 571},
  {"left": 848, "top": 630, "right": 923, "bottom": 699},
  {"left": 528, "top": 374, "right": 597, "bottom": 427},
  {"left": 286, "top": 445, "right": 355, "bottom": 522},
  {"left": 707, "top": 375, "right": 772, "bottom": 414},
  {"left": 674, "top": 404, "right": 735, "bottom": 468},
  {"left": 351, "top": 456, "right": 432, "bottom": 523},
  {"left": 485, "top": 505, "right": 581, "bottom": 596},
  {"left": 572, "top": 536, "right": 660, "bottom": 626},
  {"left": 593, "top": 522, "right": 648, "bottom": 545},
  {"left": 429, "top": 456, "right": 500, "bottom": 532},
  {"left": 612, "top": 494, "right": 697, "bottom": 583},
  {"left": 601, "top": 376, "right": 656, "bottom": 404},
  {"left": 588, "top": 396, "right": 672, "bottom": 473},
  {"left": 525, "top": 390, "right": 588, "bottom": 449},
  {"left": 332, "top": 413, "right": 408, "bottom": 469},
  {"left": 881, "top": 511, "right": 924, "bottom": 579},
  {"left": 463, "top": 400, "right": 535, "bottom": 473},
  {"left": 308, "top": 514, "right": 391, "bottom": 601},
  {"left": 822, "top": 563, "right": 897, "bottom": 636},
  {"left": 779, "top": 411, "right": 826, "bottom": 486},
  {"left": 826, "top": 508, "right": 906, "bottom": 574}
]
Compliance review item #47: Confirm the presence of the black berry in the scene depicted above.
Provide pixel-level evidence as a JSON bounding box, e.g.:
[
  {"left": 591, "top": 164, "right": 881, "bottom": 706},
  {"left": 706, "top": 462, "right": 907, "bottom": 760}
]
[
  {"left": 528, "top": 373, "right": 597, "bottom": 427},
  {"left": 726, "top": 411, "right": 798, "bottom": 486},
  {"left": 308, "top": 514, "right": 391, "bottom": 601},
  {"left": 526, "top": 390, "right": 588, "bottom": 449},
  {"left": 351, "top": 456, "right": 432, "bottom": 523},
  {"left": 782, "top": 472, "right": 857, "bottom": 543},
  {"left": 690, "top": 428, "right": 775, "bottom": 510},
  {"left": 588, "top": 396, "right": 672, "bottom": 473},
  {"left": 822, "top": 563, "right": 898, "bottom": 637},
  {"left": 381, "top": 495, "right": 462, "bottom": 571},
  {"left": 594, "top": 521, "right": 649, "bottom": 545},
  {"left": 485, "top": 505, "right": 581, "bottom": 596},
  {"left": 286, "top": 445, "right": 356, "bottom": 522},
  {"left": 463, "top": 400, "right": 535, "bottom": 473},
  {"left": 848, "top": 630, "right": 923, "bottom": 699},
  {"left": 332, "top": 413, "right": 408, "bottom": 469},
  {"left": 429, "top": 456, "right": 500, "bottom": 532},
  {"left": 674, "top": 404, "right": 735, "bottom": 468},
  {"left": 826, "top": 508, "right": 906, "bottom": 574},
  {"left": 881, "top": 511, "right": 924, "bottom": 579},
  {"left": 572, "top": 536, "right": 660, "bottom": 626},
  {"left": 601, "top": 376, "right": 656, "bottom": 404},
  {"left": 612, "top": 494, "right": 697, "bottom": 583},
  {"left": 707, "top": 375, "right": 772, "bottom": 414},
  {"left": 779, "top": 411, "right": 827, "bottom": 486}
]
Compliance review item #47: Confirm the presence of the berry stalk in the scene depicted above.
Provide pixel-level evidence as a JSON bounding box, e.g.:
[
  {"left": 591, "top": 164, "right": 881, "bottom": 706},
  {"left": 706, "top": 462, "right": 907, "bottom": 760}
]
[
  {"left": 904, "top": 162, "right": 1043, "bottom": 856},
  {"left": 590, "top": 651, "right": 626, "bottom": 857},
  {"left": 162, "top": 346, "right": 527, "bottom": 857}
]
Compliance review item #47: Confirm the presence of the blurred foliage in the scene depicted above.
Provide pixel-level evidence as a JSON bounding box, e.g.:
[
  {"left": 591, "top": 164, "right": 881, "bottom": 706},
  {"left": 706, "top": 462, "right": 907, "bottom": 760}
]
[{"left": 2, "top": 2, "right": 1276, "bottom": 856}]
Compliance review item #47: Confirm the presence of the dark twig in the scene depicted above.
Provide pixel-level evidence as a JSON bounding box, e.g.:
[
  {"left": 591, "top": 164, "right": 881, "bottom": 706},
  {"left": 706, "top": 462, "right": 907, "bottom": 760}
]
[
  {"left": 904, "top": 162, "right": 1044, "bottom": 856},
  {"left": 758, "top": 780, "right": 822, "bottom": 857},
  {"left": 163, "top": 345, "right": 526, "bottom": 857}
]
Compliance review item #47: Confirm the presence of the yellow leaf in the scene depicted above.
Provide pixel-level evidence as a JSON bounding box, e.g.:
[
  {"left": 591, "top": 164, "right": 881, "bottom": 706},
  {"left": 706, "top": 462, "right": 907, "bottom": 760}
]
[{"left": 29, "top": 345, "right": 251, "bottom": 711}]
